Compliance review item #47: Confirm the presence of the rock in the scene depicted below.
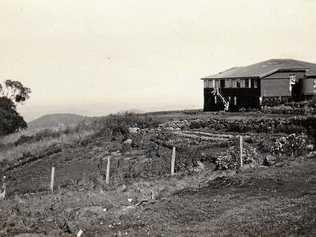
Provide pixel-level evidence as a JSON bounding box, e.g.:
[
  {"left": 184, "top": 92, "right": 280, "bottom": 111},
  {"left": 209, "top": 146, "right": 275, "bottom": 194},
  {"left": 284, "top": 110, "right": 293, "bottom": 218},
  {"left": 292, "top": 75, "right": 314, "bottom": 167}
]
[
  {"left": 263, "top": 155, "right": 277, "bottom": 166},
  {"left": 110, "top": 151, "right": 121, "bottom": 156},
  {"left": 123, "top": 139, "right": 132, "bottom": 145},
  {"left": 307, "top": 151, "right": 316, "bottom": 158},
  {"left": 118, "top": 184, "right": 127, "bottom": 192},
  {"left": 158, "top": 120, "right": 190, "bottom": 130},
  {"left": 128, "top": 127, "right": 139, "bottom": 134},
  {"left": 193, "top": 161, "right": 205, "bottom": 172},
  {"left": 77, "top": 229, "right": 84, "bottom": 237},
  {"left": 306, "top": 144, "right": 314, "bottom": 151}
]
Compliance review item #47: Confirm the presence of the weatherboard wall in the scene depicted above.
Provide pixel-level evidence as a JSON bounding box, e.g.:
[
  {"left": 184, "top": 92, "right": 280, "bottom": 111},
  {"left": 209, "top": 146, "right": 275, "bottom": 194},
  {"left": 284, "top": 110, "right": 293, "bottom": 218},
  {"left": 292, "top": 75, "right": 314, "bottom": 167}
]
[
  {"left": 261, "top": 71, "right": 312, "bottom": 97},
  {"left": 260, "top": 78, "right": 291, "bottom": 97},
  {"left": 302, "top": 78, "right": 315, "bottom": 95}
]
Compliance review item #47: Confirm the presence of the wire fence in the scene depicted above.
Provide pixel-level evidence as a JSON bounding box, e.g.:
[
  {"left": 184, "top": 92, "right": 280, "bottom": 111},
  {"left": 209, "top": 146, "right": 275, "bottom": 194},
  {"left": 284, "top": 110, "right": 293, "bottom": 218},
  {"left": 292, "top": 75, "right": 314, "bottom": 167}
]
[{"left": 1, "top": 136, "right": 246, "bottom": 198}]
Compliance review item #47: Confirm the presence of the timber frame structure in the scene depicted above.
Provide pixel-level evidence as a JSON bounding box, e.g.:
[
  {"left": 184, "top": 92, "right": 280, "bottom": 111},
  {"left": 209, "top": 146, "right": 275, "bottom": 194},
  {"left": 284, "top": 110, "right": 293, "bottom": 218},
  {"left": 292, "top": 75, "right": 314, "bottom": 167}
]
[{"left": 202, "top": 59, "right": 316, "bottom": 111}]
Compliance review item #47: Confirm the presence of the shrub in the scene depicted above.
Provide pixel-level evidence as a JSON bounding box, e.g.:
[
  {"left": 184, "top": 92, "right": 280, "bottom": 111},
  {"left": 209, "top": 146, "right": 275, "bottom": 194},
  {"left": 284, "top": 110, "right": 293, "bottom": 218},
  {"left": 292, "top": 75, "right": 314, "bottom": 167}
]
[
  {"left": 0, "top": 107, "right": 27, "bottom": 136},
  {"left": 215, "top": 144, "right": 258, "bottom": 170},
  {"left": 271, "top": 133, "right": 308, "bottom": 156}
]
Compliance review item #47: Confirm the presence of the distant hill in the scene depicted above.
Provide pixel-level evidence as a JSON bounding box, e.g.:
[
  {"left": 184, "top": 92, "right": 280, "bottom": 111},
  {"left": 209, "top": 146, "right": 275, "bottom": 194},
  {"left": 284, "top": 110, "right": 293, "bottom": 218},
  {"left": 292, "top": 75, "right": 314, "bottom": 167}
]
[{"left": 28, "top": 113, "right": 87, "bottom": 129}]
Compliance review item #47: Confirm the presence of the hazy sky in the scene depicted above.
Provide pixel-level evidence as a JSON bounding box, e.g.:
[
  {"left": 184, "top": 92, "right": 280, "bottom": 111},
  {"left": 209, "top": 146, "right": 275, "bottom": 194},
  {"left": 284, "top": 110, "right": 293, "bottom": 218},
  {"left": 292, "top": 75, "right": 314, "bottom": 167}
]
[{"left": 1, "top": 0, "right": 316, "bottom": 121}]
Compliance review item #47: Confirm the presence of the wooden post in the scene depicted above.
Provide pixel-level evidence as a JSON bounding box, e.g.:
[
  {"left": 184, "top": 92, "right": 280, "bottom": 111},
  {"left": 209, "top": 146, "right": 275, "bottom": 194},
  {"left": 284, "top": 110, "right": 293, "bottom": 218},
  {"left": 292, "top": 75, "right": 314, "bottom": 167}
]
[
  {"left": 171, "top": 147, "right": 176, "bottom": 175},
  {"left": 0, "top": 176, "right": 6, "bottom": 200},
  {"left": 77, "top": 229, "right": 83, "bottom": 237},
  {"left": 239, "top": 136, "right": 243, "bottom": 168},
  {"left": 50, "top": 166, "right": 55, "bottom": 192},
  {"left": 106, "top": 156, "right": 111, "bottom": 184}
]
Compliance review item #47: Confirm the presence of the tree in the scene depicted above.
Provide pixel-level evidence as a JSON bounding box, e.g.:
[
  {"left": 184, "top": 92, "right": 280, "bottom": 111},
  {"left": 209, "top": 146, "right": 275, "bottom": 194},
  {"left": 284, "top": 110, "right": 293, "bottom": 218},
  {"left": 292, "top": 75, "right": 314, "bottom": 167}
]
[
  {"left": 0, "top": 80, "right": 31, "bottom": 136},
  {"left": 0, "top": 80, "right": 31, "bottom": 104}
]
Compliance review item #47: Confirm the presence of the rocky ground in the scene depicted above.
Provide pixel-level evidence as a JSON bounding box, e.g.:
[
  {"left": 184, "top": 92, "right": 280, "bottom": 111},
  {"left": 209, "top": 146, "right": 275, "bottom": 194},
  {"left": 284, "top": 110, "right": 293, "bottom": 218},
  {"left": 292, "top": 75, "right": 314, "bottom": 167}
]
[
  {"left": 0, "top": 156, "right": 315, "bottom": 237},
  {"left": 0, "top": 112, "right": 315, "bottom": 236}
]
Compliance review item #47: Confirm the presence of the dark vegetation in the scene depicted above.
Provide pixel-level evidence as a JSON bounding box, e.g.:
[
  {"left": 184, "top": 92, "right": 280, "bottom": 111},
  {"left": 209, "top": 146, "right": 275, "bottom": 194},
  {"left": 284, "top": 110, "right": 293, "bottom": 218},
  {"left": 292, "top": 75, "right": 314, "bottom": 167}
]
[
  {"left": 0, "top": 80, "right": 31, "bottom": 136},
  {"left": 0, "top": 97, "right": 27, "bottom": 135}
]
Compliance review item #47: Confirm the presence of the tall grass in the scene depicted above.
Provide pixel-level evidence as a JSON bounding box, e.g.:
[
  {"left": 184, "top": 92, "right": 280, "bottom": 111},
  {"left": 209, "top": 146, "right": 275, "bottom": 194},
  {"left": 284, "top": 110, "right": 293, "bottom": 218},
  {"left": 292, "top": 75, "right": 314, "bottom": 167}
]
[
  {"left": 0, "top": 112, "right": 161, "bottom": 163},
  {"left": 0, "top": 124, "right": 94, "bottom": 162}
]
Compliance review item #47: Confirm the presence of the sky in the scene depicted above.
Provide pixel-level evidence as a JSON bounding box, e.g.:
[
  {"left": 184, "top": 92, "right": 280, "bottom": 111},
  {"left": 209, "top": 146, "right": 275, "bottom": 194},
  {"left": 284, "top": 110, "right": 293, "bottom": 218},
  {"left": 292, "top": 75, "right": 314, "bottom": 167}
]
[{"left": 1, "top": 0, "right": 316, "bottom": 121}]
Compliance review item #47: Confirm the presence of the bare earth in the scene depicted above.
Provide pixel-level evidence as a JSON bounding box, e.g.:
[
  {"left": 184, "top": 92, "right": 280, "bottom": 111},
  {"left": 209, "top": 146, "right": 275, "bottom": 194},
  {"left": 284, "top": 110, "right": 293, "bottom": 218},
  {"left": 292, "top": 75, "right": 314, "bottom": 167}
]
[
  {"left": 109, "top": 158, "right": 316, "bottom": 237},
  {"left": 0, "top": 157, "right": 315, "bottom": 236},
  {"left": 0, "top": 112, "right": 315, "bottom": 236}
]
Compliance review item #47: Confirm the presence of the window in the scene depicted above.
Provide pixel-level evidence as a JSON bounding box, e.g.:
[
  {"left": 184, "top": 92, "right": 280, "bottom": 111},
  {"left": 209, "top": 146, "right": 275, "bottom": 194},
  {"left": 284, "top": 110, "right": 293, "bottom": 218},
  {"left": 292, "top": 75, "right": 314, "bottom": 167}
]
[
  {"left": 226, "top": 79, "right": 232, "bottom": 88},
  {"left": 206, "top": 80, "right": 214, "bottom": 88},
  {"left": 251, "top": 78, "right": 258, "bottom": 88},
  {"left": 245, "top": 79, "right": 249, "bottom": 88},
  {"left": 232, "top": 80, "right": 237, "bottom": 88},
  {"left": 289, "top": 74, "right": 296, "bottom": 92},
  {"left": 240, "top": 79, "right": 246, "bottom": 88},
  {"left": 220, "top": 79, "right": 225, "bottom": 88},
  {"left": 254, "top": 79, "right": 258, "bottom": 88},
  {"left": 209, "top": 80, "right": 213, "bottom": 88},
  {"left": 215, "top": 80, "right": 220, "bottom": 88},
  {"left": 289, "top": 74, "right": 296, "bottom": 83},
  {"left": 289, "top": 74, "right": 296, "bottom": 86},
  {"left": 236, "top": 79, "right": 241, "bottom": 88}
]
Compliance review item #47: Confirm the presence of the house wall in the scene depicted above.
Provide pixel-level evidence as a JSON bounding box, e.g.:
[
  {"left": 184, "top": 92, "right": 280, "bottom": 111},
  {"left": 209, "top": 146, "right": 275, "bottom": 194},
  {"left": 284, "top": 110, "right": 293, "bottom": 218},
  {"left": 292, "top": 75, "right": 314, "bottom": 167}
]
[
  {"left": 260, "top": 71, "right": 306, "bottom": 97},
  {"left": 260, "top": 79, "right": 291, "bottom": 97},
  {"left": 302, "top": 78, "right": 316, "bottom": 95}
]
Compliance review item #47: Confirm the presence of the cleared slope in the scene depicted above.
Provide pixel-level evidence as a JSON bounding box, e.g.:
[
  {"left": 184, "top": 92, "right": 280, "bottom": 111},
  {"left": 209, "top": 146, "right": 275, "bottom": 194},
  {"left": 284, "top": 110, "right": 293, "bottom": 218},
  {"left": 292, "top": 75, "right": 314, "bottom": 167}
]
[{"left": 28, "top": 113, "right": 86, "bottom": 129}]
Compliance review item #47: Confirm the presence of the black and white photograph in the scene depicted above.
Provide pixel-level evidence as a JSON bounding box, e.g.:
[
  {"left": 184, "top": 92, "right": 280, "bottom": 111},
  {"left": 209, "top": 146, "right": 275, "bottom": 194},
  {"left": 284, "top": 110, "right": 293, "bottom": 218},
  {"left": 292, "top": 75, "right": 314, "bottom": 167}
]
[{"left": 0, "top": 0, "right": 315, "bottom": 236}]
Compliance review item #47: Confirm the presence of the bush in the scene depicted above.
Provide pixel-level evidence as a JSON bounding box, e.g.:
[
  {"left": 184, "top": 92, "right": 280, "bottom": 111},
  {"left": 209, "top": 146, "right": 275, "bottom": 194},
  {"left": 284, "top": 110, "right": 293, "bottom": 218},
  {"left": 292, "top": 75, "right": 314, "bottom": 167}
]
[
  {"left": 0, "top": 107, "right": 27, "bottom": 136},
  {"left": 215, "top": 143, "right": 258, "bottom": 170},
  {"left": 271, "top": 133, "right": 308, "bottom": 156},
  {"left": 84, "top": 112, "right": 161, "bottom": 141}
]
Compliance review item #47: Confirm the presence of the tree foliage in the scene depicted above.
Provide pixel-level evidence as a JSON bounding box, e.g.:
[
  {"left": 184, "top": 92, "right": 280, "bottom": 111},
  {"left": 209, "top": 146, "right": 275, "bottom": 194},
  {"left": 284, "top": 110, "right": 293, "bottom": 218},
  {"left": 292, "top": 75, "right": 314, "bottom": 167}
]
[
  {"left": 0, "top": 80, "right": 31, "bottom": 104},
  {"left": 0, "top": 106, "right": 27, "bottom": 135},
  {"left": 0, "top": 80, "right": 31, "bottom": 136}
]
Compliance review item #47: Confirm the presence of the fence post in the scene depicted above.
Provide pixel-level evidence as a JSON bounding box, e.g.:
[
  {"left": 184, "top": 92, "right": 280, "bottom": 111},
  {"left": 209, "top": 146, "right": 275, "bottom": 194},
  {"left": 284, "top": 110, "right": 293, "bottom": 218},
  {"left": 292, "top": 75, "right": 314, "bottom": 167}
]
[
  {"left": 171, "top": 147, "right": 176, "bottom": 175},
  {"left": 106, "top": 156, "right": 111, "bottom": 184},
  {"left": 50, "top": 166, "right": 55, "bottom": 192},
  {"left": 239, "top": 136, "right": 243, "bottom": 168},
  {"left": 0, "top": 176, "right": 6, "bottom": 200}
]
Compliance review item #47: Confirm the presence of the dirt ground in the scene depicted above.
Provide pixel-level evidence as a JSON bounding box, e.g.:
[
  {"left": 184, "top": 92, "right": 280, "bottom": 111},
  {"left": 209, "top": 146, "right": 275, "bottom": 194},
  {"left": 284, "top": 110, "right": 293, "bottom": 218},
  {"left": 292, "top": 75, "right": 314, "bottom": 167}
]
[
  {"left": 118, "top": 158, "right": 316, "bottom": 237},
  {"left": 0, "top": 112, "right": 315, "bottom": 236},
  {"left": 0, "top": 156, "right": 315, "bottom": 236}
]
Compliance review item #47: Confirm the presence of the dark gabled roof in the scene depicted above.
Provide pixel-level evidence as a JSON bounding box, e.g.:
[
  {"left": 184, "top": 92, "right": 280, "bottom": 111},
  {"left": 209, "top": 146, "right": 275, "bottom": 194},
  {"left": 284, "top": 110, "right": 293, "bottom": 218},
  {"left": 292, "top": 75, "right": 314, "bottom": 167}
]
[{"left": 202, "top": 59, "right": 316, "bottom": 79}]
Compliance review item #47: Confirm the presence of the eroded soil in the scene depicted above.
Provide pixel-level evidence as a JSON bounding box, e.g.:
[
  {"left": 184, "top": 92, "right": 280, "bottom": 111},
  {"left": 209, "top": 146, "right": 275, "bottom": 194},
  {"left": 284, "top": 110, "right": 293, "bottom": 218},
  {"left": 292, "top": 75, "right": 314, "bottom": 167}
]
[{"left": 0, "top": 157, "right": 315, "bottom": 236}]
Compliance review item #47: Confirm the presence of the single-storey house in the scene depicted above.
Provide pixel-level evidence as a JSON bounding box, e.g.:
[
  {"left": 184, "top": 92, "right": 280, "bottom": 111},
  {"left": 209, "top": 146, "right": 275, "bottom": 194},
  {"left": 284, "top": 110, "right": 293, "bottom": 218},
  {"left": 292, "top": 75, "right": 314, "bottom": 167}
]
[{"left": 202, "top": 59, "right": 316, "bottom": 111}]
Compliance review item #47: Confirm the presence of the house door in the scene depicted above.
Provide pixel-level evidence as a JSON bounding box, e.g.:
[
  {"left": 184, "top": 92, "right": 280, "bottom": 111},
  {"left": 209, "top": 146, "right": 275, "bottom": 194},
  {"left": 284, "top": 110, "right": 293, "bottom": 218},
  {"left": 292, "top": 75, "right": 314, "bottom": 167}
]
[{"left": 291, "top": 79, "right": 303, "bottom": 101}]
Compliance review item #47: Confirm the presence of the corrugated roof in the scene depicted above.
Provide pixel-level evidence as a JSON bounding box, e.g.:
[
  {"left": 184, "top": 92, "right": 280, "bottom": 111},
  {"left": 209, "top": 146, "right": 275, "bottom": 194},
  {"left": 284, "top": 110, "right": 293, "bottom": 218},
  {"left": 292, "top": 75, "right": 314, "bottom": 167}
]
[{"left": 202, "top": 59, "right": 316, "bottom": 79}]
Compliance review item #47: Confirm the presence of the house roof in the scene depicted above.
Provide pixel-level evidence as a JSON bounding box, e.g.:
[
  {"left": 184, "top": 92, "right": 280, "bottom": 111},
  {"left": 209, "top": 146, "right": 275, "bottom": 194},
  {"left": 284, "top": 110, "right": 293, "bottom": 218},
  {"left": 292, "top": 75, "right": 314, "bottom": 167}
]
[{"left": 202, "top": 59, "right": 316, "bottom": 80}]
